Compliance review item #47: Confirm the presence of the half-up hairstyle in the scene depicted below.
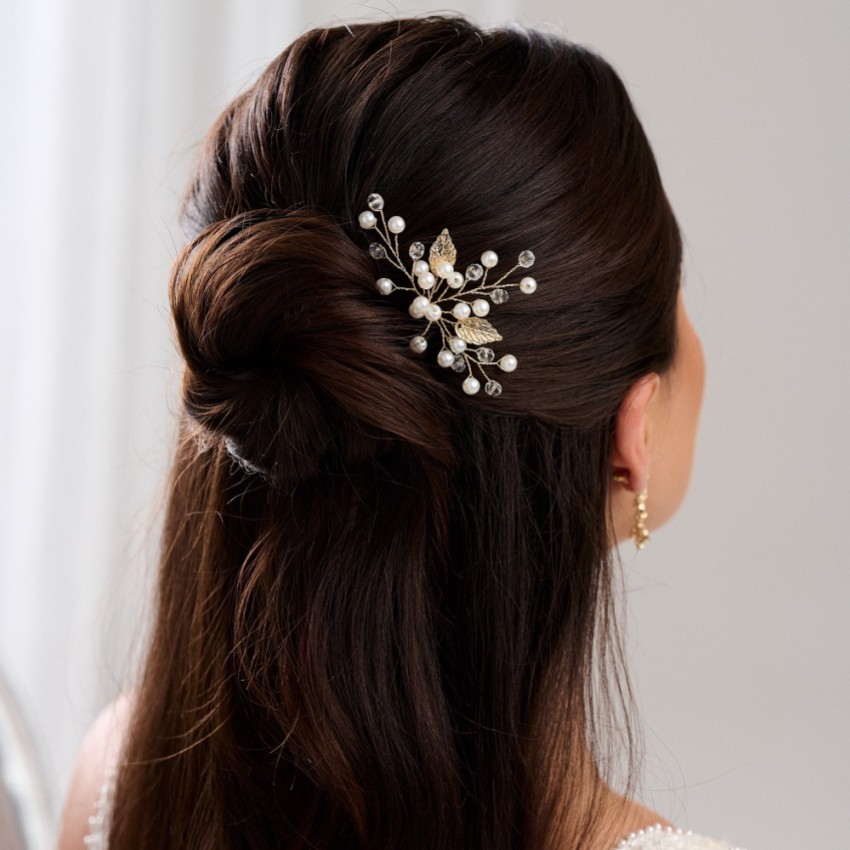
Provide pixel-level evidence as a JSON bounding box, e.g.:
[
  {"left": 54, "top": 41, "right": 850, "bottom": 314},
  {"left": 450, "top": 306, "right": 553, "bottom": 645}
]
[{"left": 109, "top": 14, "right": 681, "bottom": 850}]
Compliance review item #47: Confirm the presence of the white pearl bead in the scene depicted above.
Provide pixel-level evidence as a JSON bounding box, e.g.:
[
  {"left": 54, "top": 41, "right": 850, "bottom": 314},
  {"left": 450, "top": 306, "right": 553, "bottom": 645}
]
[
  {"left": 462, "top": 376, "right": 481, "bottom": 395},
  {"left": 359, "top": 211, "right": 377, "bottom": 228},
  {"left": 437, "top": 261, "right": 454, "bottom": 278},
  {"left": 449, "top": 337, "right": 467, "bottom": 354},
  {"left": 418, "top": 271, "right": 436, "bottom": 289},
  {"left": 472, "top": 299, "right": 490, "bottom": 316},
  {"left": 449, "top": 271, "right": 465, "bottom": 288},
  {"left": 519, "top": 276, "right": 537, "bottom": 294},
  {"left": 498, "top": 354, "right": 517, "bottom": 372},
  {"left": 425, "top": 303, "right": 442, "bottom": 321},
  {"left": 437, "top": 349, "right": 455, "bottom": 367},
  {"left": 387, "top": 215, "right": 406, "bottom": 233},
  {"left": 376, "top": 277, "right": 394, "bottom": 295},
  {"left": 452, "top": 302, "right": 471, "bottom": 319},
  {"left": 481, "top": 250, "right": 498, "bottom": 268},
  {"left": 413, "top": 259, "right": 430, "bottom": 276},
  {"left": 409, "top": 295, "right": 429, "bottom": 318}
]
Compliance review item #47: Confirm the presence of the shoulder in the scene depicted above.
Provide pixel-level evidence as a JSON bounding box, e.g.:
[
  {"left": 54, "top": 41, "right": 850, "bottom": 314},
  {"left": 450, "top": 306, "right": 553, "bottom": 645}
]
[
  {"left": 584, "top": 790, "right": 673, "bottom": 850},
  {"left": 614, "top": 825, "right": 747, "bottom": 849},
  {"left": 598, "top": 794, "right": 746, "bottom": 850},
  {"left": 56, "top": 694, "right": 133, "bottom": 850}
]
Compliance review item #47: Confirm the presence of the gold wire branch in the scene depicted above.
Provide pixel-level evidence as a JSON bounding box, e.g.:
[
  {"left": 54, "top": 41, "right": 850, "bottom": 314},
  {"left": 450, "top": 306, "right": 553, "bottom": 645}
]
[{"left": 359, "top": 192, "right": 538, "bottom": 397}]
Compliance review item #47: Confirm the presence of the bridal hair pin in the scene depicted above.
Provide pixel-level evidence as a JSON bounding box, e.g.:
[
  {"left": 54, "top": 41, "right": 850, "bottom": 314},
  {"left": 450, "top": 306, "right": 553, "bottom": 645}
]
[{"left": 358, "top": 192, "right": 538, "bottom": 397}]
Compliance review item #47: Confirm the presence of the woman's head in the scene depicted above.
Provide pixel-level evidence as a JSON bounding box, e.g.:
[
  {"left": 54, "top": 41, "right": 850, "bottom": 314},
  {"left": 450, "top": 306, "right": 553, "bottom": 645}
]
[
  {"left": 111, "top": 15, "right": 700, "bottom": 850},
  {"left": 173, "top": 12, "right": 693, "bottom": 513}
]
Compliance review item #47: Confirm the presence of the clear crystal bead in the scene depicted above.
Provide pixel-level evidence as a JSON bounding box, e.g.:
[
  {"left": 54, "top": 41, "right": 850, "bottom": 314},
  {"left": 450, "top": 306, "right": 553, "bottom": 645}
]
[
  {"left": 369, "top": 243, "right": 387, "bottom": 259},
  {"left": 409, "top": 242, "right": 425, "bottom": 260},
  {"left": 465, "top": 263, "right": 484, "bottom": 281},
  {"left": 451, "top": 356, "right": 467, "bottom": 373},
  {"left": 476, "top": 347, "right": 495, "bottom": 363},
  {"left": 367, "top": 193, "right": 384, "bottom": 211},
  {"left": 485, "top": 380, "right": 503, "bottom": 397},
  {"left": 490, "top": 288, "right": 509, "bottom": 304},
  {"left": 518, "top": 250, "right": 535, "bottom": 268},
  {"left": 410, "top": 335, "right": 428, "bottom": 353}
]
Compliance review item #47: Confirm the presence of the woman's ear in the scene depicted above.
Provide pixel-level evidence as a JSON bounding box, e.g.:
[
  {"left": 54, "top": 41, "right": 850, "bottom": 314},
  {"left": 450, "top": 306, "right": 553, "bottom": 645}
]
[{"left": 611, "top": 373, "right": 661, "bottom": 494}]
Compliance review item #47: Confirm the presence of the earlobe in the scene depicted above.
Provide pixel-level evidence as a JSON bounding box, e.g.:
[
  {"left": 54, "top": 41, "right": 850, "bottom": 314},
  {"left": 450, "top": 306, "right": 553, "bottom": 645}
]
[{"left": 611, "top": 373, "right": 661, "bottom": 494}]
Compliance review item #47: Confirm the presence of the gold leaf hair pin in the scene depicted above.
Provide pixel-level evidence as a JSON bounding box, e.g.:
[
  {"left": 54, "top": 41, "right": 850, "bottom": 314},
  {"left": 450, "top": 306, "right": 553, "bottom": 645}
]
[{"left": 358, "top": 192, "right": 538, "bottom": 396}]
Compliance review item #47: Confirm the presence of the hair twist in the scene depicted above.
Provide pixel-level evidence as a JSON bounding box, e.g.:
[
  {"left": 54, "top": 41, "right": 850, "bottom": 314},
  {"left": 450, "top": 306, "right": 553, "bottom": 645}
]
[{"left": 170, "top": 207, "right": 456, "bottom": 483}]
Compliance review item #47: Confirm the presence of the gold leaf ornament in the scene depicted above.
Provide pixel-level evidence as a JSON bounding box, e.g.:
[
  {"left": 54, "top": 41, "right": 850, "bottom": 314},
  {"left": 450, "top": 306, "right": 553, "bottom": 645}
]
[
  {"left": 455, "top": 316, "right": 503, "bottom": 344},
  {"left": 429, "top": 228, "right": 458, "bottom": 275}
]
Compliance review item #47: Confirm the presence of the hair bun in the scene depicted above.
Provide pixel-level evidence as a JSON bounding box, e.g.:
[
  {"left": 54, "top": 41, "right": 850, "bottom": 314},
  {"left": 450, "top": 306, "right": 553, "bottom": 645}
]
[{"left": 170, "top": 208, "right": 454, "bottom": 482}]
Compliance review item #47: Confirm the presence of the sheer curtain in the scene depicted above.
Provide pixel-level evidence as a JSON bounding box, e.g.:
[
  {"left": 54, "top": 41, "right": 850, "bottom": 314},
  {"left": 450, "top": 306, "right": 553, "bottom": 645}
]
[
  {"left": 0, "top": 0, "right": 505, "bottom": 827},
  {"left": 0, "top": 0, "right": 327, "bottom": 826}
]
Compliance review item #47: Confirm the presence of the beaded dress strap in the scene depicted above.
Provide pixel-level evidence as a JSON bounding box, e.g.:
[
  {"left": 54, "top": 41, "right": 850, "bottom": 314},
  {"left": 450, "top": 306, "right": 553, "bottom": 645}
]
[
  {"left": 614, "top": 823, "right": 747, "bottom": 850},
  {"left": 82, "top": 765, "right": 116, "bottom": 848}
]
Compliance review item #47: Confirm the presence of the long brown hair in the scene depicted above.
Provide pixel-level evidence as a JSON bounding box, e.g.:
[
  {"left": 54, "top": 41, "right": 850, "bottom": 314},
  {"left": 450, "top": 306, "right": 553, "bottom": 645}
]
[{"left": 109, "top": 15, "right": 681, "bottom": 850}]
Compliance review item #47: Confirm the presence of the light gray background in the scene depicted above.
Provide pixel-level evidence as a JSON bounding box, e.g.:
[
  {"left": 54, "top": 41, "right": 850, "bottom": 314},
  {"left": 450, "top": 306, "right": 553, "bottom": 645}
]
[{"left": 1, "top": 2, "right": 847, "bottom": 848}]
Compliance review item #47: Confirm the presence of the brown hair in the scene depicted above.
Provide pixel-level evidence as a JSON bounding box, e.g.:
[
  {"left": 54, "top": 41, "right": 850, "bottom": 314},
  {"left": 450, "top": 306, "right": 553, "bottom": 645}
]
[{"left": 109, "top": 14, "right": 681, "bottom": 850}]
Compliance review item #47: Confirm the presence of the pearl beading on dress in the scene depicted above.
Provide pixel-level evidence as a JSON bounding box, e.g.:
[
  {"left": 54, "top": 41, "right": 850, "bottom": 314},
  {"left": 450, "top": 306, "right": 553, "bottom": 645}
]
[
  {"left": 614, "top": 823, "right": 746, "bottom": 850},
  {"left": 81, "top": 764, "right": 746, "bottom": 850},
  {"left": 82, "top": 783, "right": 745, "bottom": 850},
  {"left": 359, "top": 192, "right": 538, "bottom": 397},
  {"left": 82, "top": 769, "right": 116, "bottom": 848}
]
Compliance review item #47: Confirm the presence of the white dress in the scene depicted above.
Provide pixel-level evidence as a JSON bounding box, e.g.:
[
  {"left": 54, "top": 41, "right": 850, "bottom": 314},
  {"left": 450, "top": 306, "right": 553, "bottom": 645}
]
[
  {"left": 85, "top": 821, "right": 743, "bottom": 849},
  {"left": 83, "top": 774, "right": 744, "bottom": 850},
  {"left": 82, "top": 769, "right": 114, "bottom": 848},
  {"left": 615, "top": 825, "right": 744, "bottom": 849}
]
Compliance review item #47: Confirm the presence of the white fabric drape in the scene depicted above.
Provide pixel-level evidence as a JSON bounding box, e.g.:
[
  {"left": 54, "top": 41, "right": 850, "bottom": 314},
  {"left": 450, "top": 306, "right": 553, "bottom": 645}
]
[
  {"left": 0, "top": 0, "right": 317, "bottom": 826},
  {"left": 0, "top": 0, "right": 509, "bottom": 828}
]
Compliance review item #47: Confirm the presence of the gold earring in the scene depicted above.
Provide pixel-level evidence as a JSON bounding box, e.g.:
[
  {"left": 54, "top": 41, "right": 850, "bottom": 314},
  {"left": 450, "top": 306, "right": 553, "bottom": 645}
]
[
  {"left": 612, "top": 473, "right": 650, "bottom": 550},
  {"left": 632, "top": 491, "right": 650, "bottom": 550}
]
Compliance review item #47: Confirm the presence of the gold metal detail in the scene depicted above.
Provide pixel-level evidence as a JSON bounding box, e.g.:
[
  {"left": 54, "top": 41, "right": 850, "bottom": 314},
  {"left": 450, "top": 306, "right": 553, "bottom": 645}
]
[
  {"left": 455, "top": 317, "right": 503, "bottom": 344},
  {"left": 632, "top": 491, "right": 650, "bottom": 550},
  {"left": 428, "top": 228, "right": 457, "bottom": 273}
]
